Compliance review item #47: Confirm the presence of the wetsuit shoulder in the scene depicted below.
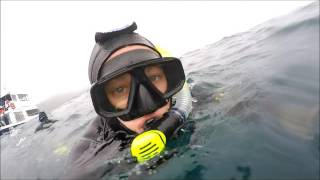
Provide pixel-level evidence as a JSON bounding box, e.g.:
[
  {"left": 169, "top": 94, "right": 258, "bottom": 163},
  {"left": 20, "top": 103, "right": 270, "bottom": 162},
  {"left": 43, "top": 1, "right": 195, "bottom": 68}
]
[
  {"left": 65, "top": 116, "right": 105, "bottom": 165},
  {"left": 82, "top": 116, "right": 105, "bottom": 140},
  {"left": 61, "top": 116, "right": 131, "bottom": 180}
]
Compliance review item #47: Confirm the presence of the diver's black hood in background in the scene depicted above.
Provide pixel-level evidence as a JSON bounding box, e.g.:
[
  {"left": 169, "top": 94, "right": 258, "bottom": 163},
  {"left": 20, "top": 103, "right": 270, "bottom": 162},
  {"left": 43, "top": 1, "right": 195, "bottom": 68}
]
[{"left": 88, "top": 22, "right": 158, "bottom": 84}]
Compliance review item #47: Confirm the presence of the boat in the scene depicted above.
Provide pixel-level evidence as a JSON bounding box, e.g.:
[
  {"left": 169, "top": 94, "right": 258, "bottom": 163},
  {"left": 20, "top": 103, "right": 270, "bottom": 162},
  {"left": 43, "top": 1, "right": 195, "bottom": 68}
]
[{"left": 0, "top": 93, "right": 40, "bottom": 135}]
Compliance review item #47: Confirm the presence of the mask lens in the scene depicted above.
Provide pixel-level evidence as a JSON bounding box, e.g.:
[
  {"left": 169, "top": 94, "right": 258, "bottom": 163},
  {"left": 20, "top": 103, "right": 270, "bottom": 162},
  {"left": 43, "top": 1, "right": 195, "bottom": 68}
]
[
  {"left": 104, "top": 73, "right": 132, "bottom": 111},
  {"left": 144, "top": 64, "right": 168, "bottom": 94},
  {"left": 144, "top": 59, "right": 185, "bottom": 98}
]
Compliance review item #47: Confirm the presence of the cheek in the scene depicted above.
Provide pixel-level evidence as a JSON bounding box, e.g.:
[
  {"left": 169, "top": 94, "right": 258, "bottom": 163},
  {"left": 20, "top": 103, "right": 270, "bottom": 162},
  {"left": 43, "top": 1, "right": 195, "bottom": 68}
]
[
  {"left": 114, "top": 99, "right": 128, "bottom": 109},
  {"left": 153, "top": 78, "right": 168, "bottom": 94},
  {"left": 154, "top": 101, "right": 170, "bottom": 116},
  {"left": 106, "top": 94, "right": 116, "bottom": 106},
  {"left": 159, "top": 80, "right": 168, "bottom": 93},
  {"left": 121, "top": 117, "right": 146, "bottom": 133},
  {"left": 105, "top": 91, "right": 129, "bottom": 110}
]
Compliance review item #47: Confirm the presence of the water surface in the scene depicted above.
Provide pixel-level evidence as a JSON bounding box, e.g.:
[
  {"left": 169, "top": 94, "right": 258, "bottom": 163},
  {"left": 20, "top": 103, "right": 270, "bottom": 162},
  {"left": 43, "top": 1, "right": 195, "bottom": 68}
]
[{"left": 1, "top": 2, "right": 319, "bottom": 180}]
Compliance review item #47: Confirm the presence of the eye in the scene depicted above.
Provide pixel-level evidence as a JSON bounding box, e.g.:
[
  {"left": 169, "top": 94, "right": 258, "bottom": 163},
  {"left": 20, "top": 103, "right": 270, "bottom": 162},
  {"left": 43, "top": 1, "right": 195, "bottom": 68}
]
[
  {"left": 149, "top": 75, "right": 161, "bottom": 82},
  {"left": 113, "top": 87, "right": 126, "bottom": 94}
]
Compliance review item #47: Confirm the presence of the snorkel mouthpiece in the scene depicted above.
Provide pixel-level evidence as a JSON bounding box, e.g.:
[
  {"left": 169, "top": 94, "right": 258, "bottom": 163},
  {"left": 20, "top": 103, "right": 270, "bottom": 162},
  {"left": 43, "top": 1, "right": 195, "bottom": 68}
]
[
  {"left": 130, "top": 110, "right": 185, "bottom": 163},
  {"left": 131, "top": 130, "right": 166, "bottom": 163}
]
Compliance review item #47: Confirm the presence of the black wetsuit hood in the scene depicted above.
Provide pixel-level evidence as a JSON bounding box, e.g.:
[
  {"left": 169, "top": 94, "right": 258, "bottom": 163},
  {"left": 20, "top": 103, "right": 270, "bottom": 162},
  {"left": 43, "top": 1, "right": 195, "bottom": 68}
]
[
  {"left": 87, "top": 22, "right": 162, "bottom": 129},
  {"left": 88, "top": 22, "right": 157, "bottom": 84}
]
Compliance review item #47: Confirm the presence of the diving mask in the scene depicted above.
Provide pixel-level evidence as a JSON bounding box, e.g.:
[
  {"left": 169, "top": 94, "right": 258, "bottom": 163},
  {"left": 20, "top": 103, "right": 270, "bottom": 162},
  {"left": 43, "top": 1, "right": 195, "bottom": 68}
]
[{"left": 90, "top": 49, "right": 185, "bottom": 121}]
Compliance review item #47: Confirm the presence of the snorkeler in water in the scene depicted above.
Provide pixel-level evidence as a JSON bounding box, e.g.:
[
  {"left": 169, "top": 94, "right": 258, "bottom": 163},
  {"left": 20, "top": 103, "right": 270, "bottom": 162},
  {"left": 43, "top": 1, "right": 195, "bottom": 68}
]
[
  {"left": 62, "top": 22, "right": 193, "bottom": 180},
  {"left": 34, "top": 111, "right": 58, "bottom": 133}
]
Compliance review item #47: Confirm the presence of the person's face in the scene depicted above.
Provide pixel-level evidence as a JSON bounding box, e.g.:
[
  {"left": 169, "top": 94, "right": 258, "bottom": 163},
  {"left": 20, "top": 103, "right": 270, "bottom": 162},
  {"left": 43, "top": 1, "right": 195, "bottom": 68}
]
[{"left": 103, "top": 45, "right": 170, "bottom": 133}]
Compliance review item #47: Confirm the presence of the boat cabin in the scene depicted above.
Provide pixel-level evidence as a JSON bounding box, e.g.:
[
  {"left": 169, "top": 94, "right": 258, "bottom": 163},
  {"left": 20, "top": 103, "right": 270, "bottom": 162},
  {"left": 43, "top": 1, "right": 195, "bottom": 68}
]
[{"left": 0, "top": 93, "right": 40, "bottom": 133}]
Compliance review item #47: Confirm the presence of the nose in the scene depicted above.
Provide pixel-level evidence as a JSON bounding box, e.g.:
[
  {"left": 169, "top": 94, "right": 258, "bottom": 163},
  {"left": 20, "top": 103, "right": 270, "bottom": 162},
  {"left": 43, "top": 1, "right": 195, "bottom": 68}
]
[{"left": 137, "top": 84, "right": 163, "bottom": 113}]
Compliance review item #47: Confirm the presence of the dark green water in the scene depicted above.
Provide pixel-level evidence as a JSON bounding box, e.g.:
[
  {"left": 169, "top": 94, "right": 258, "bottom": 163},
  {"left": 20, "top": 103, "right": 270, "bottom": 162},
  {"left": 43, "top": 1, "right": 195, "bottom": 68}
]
[{"left": 1, "top": 2, "right": 319, "bottom": 180}]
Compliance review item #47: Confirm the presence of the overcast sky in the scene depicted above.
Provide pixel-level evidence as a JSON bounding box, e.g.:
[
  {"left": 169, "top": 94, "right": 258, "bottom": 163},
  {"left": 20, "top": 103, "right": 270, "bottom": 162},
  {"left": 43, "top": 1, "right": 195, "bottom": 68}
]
[{"left": 1, "top": 1, "right": 312, "bottom": 103}]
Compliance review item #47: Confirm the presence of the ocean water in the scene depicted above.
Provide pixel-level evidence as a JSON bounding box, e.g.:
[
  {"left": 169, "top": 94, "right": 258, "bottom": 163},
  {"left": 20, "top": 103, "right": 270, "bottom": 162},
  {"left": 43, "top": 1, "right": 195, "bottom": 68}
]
[{"left": 1, "top": 2, "right": 319, "bottom": 180}]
